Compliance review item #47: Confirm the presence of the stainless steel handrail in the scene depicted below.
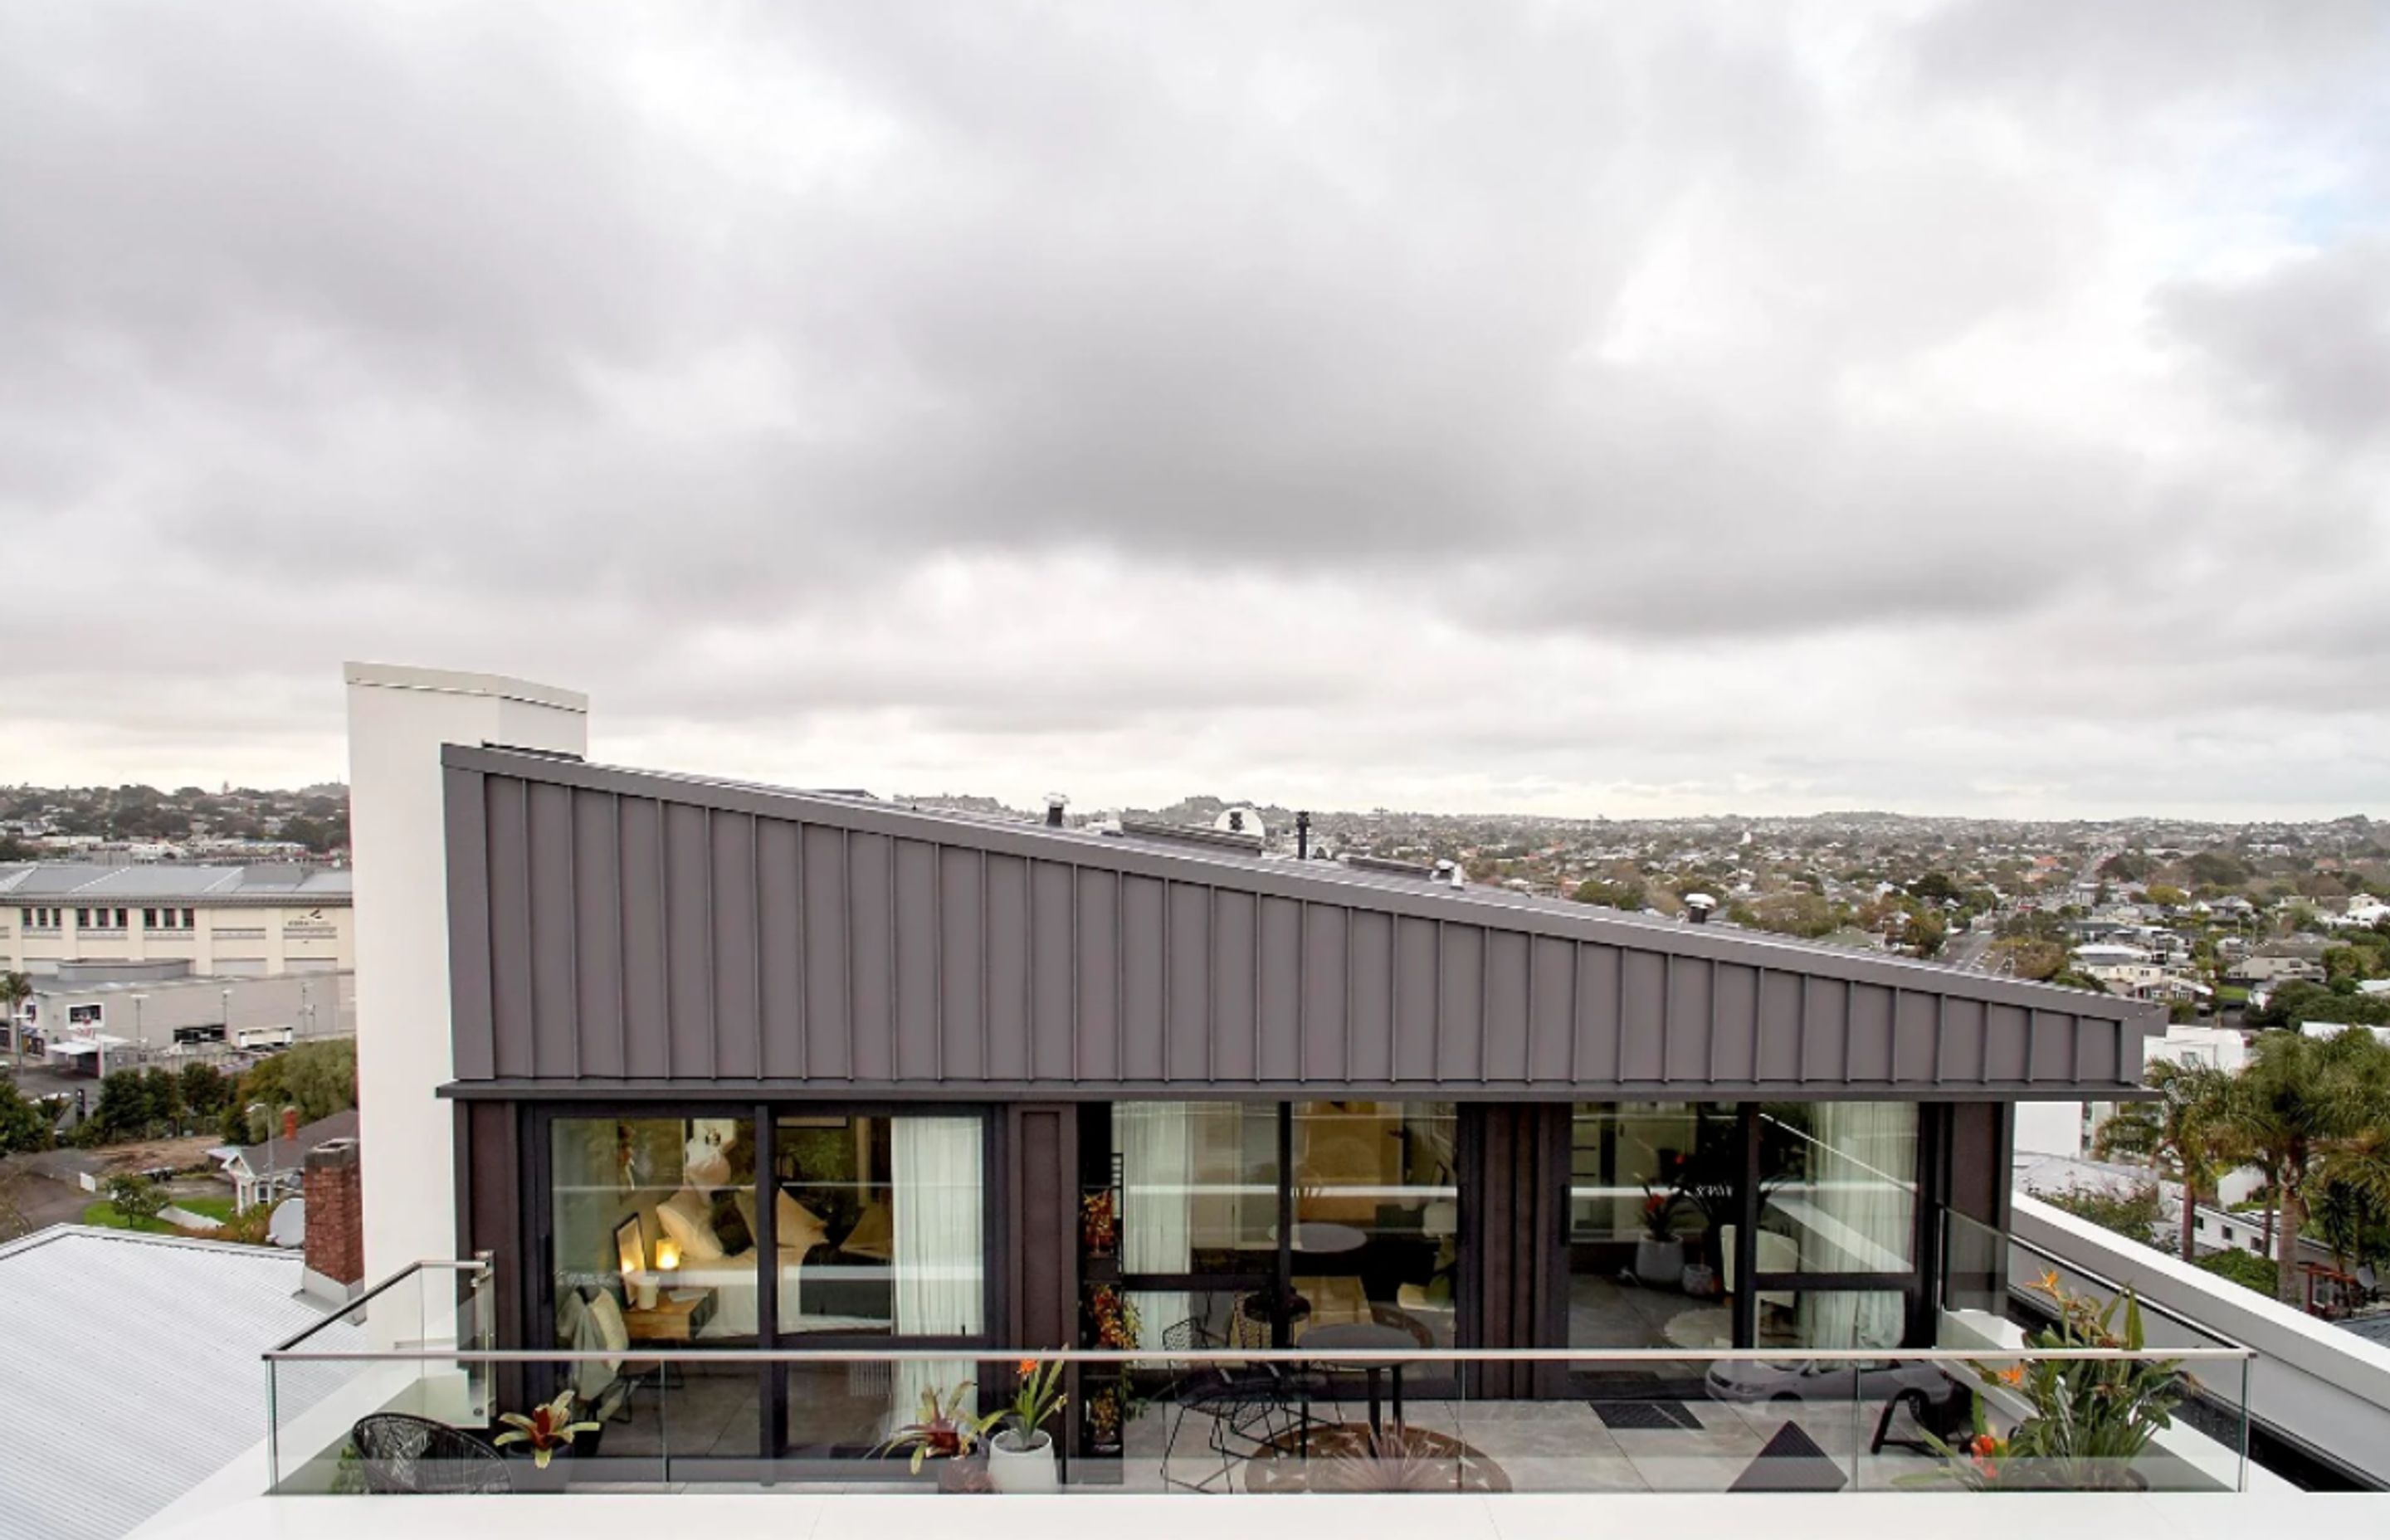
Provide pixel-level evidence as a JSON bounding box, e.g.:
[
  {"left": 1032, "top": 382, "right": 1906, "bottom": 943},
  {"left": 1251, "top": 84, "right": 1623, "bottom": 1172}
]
[
  {"left": 268, "top": 1256, "right": 493, "bottom": 1354},
  {"left": 267, "top": 1343, "right": 2251, "bottom": 1364}
]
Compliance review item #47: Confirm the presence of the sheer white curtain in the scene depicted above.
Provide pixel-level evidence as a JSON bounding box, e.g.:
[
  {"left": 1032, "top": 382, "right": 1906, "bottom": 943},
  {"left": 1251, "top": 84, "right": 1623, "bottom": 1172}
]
[
  {"left": 1117, "top": 1102, "right": 1194, "bottom": 1348},
  {"left": 887, "top": 1116, "right": 983, "bottom": 1434},
  {"left": 1798, "top": 1101, "right": 1915, "bottom": 1348}
]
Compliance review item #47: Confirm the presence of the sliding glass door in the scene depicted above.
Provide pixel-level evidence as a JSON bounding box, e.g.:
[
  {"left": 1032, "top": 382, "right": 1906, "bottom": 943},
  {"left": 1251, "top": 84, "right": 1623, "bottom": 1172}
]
[
  {"left": 1110, "top": 1099, "right": 1460, "bottom": 1352},
  {"left": 1565, "top": 1100, "right": 1926, "bottom": 1358},
  {"left": 534, "top": 1104, "right": 992, "bottom": 1474}
]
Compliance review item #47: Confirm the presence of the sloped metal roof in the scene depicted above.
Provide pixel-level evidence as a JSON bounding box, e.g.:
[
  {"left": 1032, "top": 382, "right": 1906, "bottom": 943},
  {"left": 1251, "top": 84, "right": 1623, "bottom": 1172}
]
[
  {"left": 0, "top": 863, "right": 351, "bottom": 904},
  {"left": 441, "top": 745, "right": 2161, "bottom": 1100},
  {"left": 0, "top": 1228, "right": 364, "bottom": 1540}
]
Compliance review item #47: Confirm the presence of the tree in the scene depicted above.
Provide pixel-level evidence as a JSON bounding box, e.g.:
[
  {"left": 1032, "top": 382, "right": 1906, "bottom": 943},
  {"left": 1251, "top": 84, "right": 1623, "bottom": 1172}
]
[
  {"left": 2095, "top": 1060, "right": 2243, "bottom": 1259},
  {"left": 2231, "top": 1027, "right": 2390, "bottom": 1305},
  {"left": 1572, "top": 877, "right": 1647, "bottom": 912},
  {"left": 177, "top": 1062, "right": 232, "bottom": 1125},
  {"left": 219, "top": 1039, "right": 358, "bottom": 1143},
  {"left": 0, "top": 971, "right": 30, "bottom": 1073},
  {"left": 105, "top": 1173, "right": 169, "bottom": 1226},
  {"left": 2147, "top": 885, "right": 2188, "bottom": 908},
  {"left": 0, "top": 1078, "right": 52, "bottom": 1154}
]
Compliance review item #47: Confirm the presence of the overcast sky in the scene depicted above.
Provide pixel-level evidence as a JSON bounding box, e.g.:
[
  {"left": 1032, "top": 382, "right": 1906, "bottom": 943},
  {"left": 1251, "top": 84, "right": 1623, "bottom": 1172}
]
[{"left": 6, "top": 2, "right": 2388, "bottom": 820}]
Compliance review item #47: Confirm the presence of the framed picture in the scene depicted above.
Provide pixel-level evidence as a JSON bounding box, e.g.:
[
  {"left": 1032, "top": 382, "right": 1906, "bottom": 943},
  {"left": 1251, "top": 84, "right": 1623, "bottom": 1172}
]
[{"left": 612, "top": 1212, "right": 646, "bottom": 1291}]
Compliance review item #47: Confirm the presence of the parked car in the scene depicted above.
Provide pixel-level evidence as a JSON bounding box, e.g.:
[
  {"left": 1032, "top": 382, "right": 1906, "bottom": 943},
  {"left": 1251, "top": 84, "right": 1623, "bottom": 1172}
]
[{"left": 1703, "top": 1356, "right": 1949, "bottom": 1406}]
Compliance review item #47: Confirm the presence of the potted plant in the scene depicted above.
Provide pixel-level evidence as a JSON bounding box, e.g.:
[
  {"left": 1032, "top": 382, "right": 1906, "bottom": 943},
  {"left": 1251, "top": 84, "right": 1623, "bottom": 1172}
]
[
  {"left": 876, "top": 1382, "right": 999, "bottom": 1490},
  {"left": 1086, "top": 1285, "right": 1144, "bottom": 1350},
  {"left": 494, "top": 1389, "right": 599, "bottom": 1489},
  {"left": 987, "top": 1357, "right": 1067, "bottom": 1493},
  {"left": 1910, "top": 1274, "right": 2188, "bottom": 1491},
  {"left": 1634, "top": 1186, "right": 1684, "bottom": 1284},
  {"left": 1085, "top": 1381, "right": 1126, "bottom": 1458},
  {"left": 1081, "top": 1189, "right": 1118, "bottom": 1256}
]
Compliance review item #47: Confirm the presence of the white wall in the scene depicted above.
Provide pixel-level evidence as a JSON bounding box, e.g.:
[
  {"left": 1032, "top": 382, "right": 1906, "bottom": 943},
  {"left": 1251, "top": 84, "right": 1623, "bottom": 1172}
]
[{"left": 344, "top": 664, "right": 587, "bottom": 1293}]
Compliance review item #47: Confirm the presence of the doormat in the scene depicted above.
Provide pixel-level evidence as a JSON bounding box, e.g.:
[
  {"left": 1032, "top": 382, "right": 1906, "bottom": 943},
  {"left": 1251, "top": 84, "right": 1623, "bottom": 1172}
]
[{"left": 1590, "top": 1401, "right": 1703, "bottom": 1431}]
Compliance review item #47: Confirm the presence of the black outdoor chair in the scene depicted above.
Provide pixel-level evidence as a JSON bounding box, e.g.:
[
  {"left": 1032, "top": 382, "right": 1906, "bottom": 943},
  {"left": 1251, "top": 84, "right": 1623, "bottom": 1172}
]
[
  {"left": 1870, "top": 1372, "right": 1977, "bottom": 1456},
  {"left": 1159, "top": 1318, "right": 1315, "bottom": 1493},
  {"left": 349, "top": 1413, "right": 514, "bottom": 1495}
]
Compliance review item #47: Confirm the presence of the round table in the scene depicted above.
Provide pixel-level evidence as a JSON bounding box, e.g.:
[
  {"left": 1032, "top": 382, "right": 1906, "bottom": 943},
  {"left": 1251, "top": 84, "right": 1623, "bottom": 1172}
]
[
  {"left": 1299, "top": 1320, "right": 1419, "bottom": 1435},
  {"left": 1266, "top": 1221, "right": 1368, "bottom": 1255}
]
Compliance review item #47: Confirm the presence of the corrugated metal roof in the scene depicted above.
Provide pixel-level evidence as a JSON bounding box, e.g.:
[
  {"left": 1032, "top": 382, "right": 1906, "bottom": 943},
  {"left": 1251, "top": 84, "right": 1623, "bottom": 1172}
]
[
  {"left": 0, "top": 1228, "right": 364, "bottom": 1540},
  {"left": 0, "top": 864, "right": 351, "bottom": 904}
]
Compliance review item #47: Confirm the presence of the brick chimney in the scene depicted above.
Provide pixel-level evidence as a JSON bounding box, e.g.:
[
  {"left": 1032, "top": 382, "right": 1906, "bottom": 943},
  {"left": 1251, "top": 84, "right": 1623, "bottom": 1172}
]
[{"left": 302, "top": 1138, "right": 364, "bottom": 1302}]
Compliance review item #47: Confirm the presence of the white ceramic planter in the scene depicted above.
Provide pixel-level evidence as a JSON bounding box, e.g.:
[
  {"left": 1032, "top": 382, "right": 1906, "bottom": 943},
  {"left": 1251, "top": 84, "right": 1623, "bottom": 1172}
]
[
  {"left": 986, "top": 1430, "right": 1058, "bottom": 1494},
  {"left": 1634, "top": 1237, "right": 1684, "bottom": 1284}
]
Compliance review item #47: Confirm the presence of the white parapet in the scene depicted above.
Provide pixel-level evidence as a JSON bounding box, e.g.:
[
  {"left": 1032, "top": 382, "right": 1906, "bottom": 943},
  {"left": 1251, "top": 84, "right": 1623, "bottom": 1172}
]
[{"left": 343, "top": 664, "right": 588, "bottom": 1298}]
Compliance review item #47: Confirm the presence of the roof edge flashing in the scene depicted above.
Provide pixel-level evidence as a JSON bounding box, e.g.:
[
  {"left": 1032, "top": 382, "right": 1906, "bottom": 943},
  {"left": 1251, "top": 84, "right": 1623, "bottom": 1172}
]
[{"left": 344, "top": 661, "right": 588, "bottom": 714}]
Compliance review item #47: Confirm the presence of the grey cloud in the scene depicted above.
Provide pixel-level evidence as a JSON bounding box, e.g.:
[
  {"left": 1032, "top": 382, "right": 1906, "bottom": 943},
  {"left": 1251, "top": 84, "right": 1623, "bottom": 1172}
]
[
  {"left": 2, "top": 2, "right": 2387, "bottom": 816},
  {"left": 2158, "top": 240, "right": 2390, "bottom": 446}
]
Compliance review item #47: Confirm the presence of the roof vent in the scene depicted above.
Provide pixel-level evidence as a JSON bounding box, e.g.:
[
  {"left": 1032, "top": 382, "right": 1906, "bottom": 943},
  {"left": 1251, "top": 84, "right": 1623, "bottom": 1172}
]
[
  {"left": 1212, "top": 806, "right": 1266, "bottom": 841},
  {"left": 1045, "top": 793, "right": 1067, "bottom": 828},
  {"left": 1343, "top": 854, "right": 1438, "bottom": 880},
  {"left": 1685, "top": 892, "right": 1718, "bottom": 924},
  {"left": 1117, "top": 818, "right": 1265, "bottom": 855}
]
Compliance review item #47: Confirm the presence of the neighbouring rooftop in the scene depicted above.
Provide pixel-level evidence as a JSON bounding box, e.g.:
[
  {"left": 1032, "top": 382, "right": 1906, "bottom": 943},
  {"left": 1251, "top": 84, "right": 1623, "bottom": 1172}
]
[{"left": 0, "top": 1227, "right": 364, "bottom": 1540}]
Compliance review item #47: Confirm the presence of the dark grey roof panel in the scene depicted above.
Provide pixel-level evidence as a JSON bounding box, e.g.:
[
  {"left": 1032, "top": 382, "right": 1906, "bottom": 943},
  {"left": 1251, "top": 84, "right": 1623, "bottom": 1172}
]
[{"left": 441, "top": 746, "right": 2159, "bottom": 1099}]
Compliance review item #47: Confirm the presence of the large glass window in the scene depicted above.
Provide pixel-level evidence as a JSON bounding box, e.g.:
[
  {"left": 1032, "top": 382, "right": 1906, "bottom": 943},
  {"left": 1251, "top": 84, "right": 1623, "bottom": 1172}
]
[
  {"left": 769, "top": 1113, "right": 984, "bottom": 1450},
  {"left": 1566, "top": 1103, "right": 1740, "bottom": 1351},
  {"left": 1112, "top": 1099, "right": 1458, "bottom": 1349},
  {"left": 1566, "top": 1101, "right": 1924, "bottom": 1354},
  {"left": 1290, "top": 1100, "right": 1459, "bottom": 1347},
  {"left": 1757, "top": 1101, "right": 1918, "bottom": 1348},
  {"left": 549, "top": 1115, "right": 758, "bottom": 1355}
]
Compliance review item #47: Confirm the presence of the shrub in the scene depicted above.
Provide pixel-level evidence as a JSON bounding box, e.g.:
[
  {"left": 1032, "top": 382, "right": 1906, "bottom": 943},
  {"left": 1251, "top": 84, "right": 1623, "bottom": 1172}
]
[{"left": 2194, "top": 1248, "right": 2278, "bottom": 1297}]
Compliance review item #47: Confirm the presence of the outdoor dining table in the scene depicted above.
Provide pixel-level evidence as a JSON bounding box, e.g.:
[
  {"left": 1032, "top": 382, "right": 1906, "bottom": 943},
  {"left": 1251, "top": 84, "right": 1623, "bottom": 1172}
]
[{"left": 1297, "top": 1320, "right": 1420, "bottom": 1437}]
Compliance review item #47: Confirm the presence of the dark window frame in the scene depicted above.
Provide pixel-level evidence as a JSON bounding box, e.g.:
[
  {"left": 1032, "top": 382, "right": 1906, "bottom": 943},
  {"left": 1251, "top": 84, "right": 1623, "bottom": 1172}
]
[{"left": 521, "top": 1098, "right": 1005, "bottom": 1475}]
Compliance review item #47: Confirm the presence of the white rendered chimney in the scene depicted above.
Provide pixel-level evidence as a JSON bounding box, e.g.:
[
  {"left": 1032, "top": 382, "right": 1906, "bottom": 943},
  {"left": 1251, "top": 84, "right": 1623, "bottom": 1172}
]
[{"left": 344, "top": 664, "right": 588, "bottom": 1293}]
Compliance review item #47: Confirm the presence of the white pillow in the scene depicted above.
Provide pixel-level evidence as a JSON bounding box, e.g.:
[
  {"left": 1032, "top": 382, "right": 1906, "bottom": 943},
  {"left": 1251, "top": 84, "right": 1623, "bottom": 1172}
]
[
  {"left": 586, "top": 1287, "right": 630, "bottom": 1354},
  {"left": 778, "top": 1192, "right": 828, "bottom": 1254},
  {"left": 656, "top": 1189, "right": 726, "bottom": 1262},
  {"left": 732, "top": 1188, "right": 829, "bottom": 1253}
]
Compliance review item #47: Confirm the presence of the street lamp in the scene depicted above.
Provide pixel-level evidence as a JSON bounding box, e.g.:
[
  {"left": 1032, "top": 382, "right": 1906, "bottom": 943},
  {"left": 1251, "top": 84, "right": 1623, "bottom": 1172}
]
[{"left": 130, "top": 993, "right": 146, "bottom": 1050}]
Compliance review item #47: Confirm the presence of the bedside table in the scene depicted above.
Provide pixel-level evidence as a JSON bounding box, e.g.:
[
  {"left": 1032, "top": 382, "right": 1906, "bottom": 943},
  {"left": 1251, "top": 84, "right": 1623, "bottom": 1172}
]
[{"left": 623, "top": 1288, "right": 716, "bottom": 1343}]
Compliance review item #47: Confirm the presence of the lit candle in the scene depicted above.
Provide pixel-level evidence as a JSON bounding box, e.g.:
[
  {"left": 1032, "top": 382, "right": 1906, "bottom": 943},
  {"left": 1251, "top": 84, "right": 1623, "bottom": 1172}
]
[{"left": 655, "top": 1238, "right": 681, "bottom": 1274}]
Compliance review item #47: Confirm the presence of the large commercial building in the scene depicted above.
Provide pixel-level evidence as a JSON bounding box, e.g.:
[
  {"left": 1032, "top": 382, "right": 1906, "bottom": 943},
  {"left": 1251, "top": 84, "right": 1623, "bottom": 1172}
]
[{"left": 0, "top": 863, "right": 354, "bottom": 977}]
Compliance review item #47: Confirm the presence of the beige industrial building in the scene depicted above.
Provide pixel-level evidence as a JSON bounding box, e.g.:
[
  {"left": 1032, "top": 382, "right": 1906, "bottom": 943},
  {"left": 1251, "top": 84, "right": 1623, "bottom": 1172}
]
[{"left": 0, "top": 863, "right": 354, "bottom": 977}]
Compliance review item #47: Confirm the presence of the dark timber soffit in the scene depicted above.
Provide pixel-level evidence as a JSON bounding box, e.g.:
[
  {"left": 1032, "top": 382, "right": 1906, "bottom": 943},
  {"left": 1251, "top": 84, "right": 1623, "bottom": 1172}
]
[{"left": 441, "top": 744, "right": 2161, "bottom": 1099}]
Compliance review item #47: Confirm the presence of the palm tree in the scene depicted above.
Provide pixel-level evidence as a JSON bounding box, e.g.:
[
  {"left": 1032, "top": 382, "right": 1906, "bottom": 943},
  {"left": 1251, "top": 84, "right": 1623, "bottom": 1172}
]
[
  {"left": 2230, "top": 1027, "right": 2390, "bottom": 1307},
  {"left": 0, "top": 972, "right": 31, "bottom": 1075},
  {"left": 2096, "top": 1059, "right": 2243, "bottom": 1260}
]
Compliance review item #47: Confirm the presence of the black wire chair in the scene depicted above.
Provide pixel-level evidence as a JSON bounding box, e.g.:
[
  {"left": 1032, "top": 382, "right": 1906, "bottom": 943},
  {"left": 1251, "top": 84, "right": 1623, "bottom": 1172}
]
[
  {"left": 349, "top": 1414, "right": 515, "bottom": 1495},
  {"left": 1158, "top": 1316, "right": 1318, "bottom": 1493}
]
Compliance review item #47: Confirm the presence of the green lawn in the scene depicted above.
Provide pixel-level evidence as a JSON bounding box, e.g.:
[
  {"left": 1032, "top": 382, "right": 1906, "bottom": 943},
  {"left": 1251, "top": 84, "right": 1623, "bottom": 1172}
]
[
  {"left": 81, "top": 1200, "right": 178, "bottom": 1233},
  {"left": 175, "top": 1195, "right": 235, "bottom": 1221}
]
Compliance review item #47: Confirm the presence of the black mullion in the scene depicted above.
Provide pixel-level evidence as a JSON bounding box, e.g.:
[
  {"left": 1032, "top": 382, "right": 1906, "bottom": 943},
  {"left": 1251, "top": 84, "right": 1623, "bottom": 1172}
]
[
  {"left": 1275, "top": 1102, "right": 1294, "bottom": 1347},
  {"left": 1732, "top": 1101, "right": 1759, "bottom": 1350},
  {"left": 1751, "top": 1271, "right": 1916, "bottom": 1291},
  {"left": 755, "top": 1104, "right": 781, "bottom": 1462}
]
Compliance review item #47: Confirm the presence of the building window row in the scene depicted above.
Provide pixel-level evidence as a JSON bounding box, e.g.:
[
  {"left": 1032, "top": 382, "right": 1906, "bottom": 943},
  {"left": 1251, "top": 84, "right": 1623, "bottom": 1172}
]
[
  {"left": 144, "top": 908, "right": 198, "bottom": 930},
  {"left": 21, "top": 907, "right": 62, "bottom": 930},
  {"left": 76, "top": 907, "right": 132, "bottom": 930}
]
